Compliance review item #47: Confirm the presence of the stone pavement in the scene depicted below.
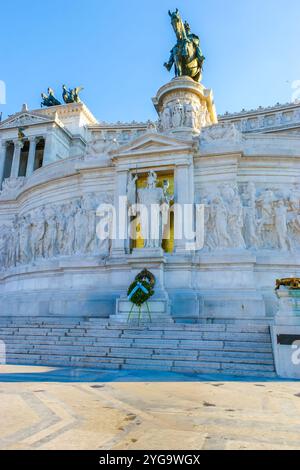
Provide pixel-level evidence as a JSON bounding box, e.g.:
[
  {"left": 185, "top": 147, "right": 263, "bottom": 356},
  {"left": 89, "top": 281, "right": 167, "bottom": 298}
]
[{"left": 0, "top": 365, "right": 300, "bottom": 450}]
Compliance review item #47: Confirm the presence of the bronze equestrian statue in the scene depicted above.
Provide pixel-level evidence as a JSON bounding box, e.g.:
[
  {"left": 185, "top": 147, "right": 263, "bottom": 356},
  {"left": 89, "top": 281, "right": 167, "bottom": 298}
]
[{"left": 164, "top": 9, "right": 205, "bottom": 82}]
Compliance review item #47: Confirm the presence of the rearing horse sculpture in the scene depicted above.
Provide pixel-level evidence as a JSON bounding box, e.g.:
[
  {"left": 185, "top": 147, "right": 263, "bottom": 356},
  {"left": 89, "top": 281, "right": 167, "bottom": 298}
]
[{"left": 164, "top": 9, "right": 205, "bottom": 82}]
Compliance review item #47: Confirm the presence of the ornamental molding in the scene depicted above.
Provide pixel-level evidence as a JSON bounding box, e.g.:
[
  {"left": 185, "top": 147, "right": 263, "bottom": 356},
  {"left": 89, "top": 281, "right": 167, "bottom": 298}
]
[
  {"left": 111, "top": 131, "right": 193, "bottom": 159},
  {"left": 0, "top": 112, "right": 53, "bottom": 130},
  {"left": 38, "top": 102, "right": 98, "bottom": 125}
]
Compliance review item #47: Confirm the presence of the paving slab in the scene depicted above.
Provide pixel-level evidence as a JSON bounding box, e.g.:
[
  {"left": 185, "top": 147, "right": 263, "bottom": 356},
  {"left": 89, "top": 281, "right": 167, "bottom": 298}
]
[{"left": 0, "top": 365, "right": 299, "bottom": 450}]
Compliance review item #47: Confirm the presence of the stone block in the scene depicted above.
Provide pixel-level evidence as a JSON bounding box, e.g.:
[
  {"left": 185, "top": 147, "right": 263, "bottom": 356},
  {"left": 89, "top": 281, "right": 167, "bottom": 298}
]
[
  {"left": 122, "top": 364, "right": 172, "bottom": 372},
  {"left": 125, "top": 357, "right": 174, "bottom": 367}
]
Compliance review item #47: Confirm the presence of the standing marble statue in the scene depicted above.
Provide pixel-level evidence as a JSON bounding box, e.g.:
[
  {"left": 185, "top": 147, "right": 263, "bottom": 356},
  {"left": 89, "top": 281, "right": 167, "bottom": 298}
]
[
  {"left": 220, "top": 185, "right": 245, "bottom": 249},
  {"left": 228, "top": 193, "right": 246, "bottom": 249},
  {"left": 242, "top": 182, "right": 259, "bottom": 248},
  {"left": 184, "top": 102, "right": 197, "bottom": 128},
  {"left": 65, "top": 200, "right": 75, "bottom": 255},
  {"left": 172, "top": 101, "right": 184, "bottom": 127},
  {"left": 137, "top": 170, "right": 169, "bottom": 248},
  {"left": 56, "top": 204, "right": 68, "bottom": 255},
  {"left": 19, "top": 215, "right": 31, "bottom": 264},
  {"left": 31, "top": 209, "right": 45, "bottom": 260},
  {"left": 201, "top": 198, "right": 214, "bottom": 249},
  {"left": 43, "top": 207, "right": 57, "bottom": 258},
  {"left": 256, "top": 189, "right": 276, "bottom": 248},
  {"left": 161, "top": 106, "right": 172, "bottom": 130},
  {"left": 274, "top": 200, "right": 290, "bottom": 251},
  {"left": 82, "top": 195, "right": 97, "bottom": 253},
  {"left": 210, "top": 196, "right": 231, "bottom": 248},
  {"left": 127, "top": 173, "right": 138, "bottom": 208}
]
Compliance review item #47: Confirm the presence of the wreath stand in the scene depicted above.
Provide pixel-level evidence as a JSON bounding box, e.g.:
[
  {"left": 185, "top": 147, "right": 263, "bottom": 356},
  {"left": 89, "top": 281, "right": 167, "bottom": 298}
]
[{"left": 127, "top": 301, "right": 152, "bottom": 323}]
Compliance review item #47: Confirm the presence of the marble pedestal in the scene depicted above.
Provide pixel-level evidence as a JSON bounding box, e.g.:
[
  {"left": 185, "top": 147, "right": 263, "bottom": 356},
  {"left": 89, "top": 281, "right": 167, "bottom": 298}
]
[
  {"left": 152, "top": 76, "right": 217, "bottom": 136},
  {"left": 127, "top": 248, "right": 168, "bottom": 299},
  {"left": 113, "top": 298, "right": 173, "bottom": 324},
  {"left": 111, "top": 247, "right": 173, "bottom": 323},
  {"left": 271, "top": 288, "right": 300, "bottom": 379}
]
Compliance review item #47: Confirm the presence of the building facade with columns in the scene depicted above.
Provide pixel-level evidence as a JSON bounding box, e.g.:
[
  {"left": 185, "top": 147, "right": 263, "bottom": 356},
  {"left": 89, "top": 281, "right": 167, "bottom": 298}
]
[{"left": 0, "top": 76, "right": 300, "bottom": 325}]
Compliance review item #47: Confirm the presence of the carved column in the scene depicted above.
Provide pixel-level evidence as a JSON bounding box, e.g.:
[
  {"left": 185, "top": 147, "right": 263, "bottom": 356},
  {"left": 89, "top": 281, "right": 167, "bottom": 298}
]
[
  {"left": 0, "top": 141, "right": 7, "bottom": 185},
  {"left": 111, "top": 169, "right": 128, "bottom": 257},
  {"left": 26, "top": 137, "right": 38, "bottom": 176},
  {"left": 10, "top": 140, "right": 23, "bottom": 178}
]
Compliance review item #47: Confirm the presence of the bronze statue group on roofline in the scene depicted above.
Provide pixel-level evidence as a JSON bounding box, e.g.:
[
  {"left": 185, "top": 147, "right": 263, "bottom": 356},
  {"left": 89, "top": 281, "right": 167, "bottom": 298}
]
[{"left": 41, "top": 85, "right": 84, "bottom": 108}]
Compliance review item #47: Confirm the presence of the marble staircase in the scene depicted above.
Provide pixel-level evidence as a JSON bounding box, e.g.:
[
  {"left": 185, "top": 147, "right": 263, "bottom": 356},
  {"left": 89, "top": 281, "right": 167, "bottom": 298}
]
[{"left": 0, "top": 317, "right": 276, "bottom": 378}]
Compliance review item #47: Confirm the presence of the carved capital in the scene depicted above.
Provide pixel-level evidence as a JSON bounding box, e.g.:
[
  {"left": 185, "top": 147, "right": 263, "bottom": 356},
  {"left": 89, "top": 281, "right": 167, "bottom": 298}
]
[
  {"left": 12, "top": 139, "right": 23, "bottom": 149},
  {"left": 34, "top": 136, "right": 44, "bottom": 144}
]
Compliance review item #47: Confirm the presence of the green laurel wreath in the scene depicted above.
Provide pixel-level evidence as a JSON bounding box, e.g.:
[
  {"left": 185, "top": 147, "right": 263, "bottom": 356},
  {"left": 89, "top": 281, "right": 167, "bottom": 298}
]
[
  {"left": 127, "top": 280, "right": 154, "bottom": 307},
  {"left": 127, "top": 269, "right": 156, "bottom": 307}
]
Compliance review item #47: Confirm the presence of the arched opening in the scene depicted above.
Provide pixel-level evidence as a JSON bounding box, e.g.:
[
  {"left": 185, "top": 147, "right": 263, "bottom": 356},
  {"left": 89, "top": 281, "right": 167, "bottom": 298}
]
[
  {"left": 3, "top": 142, "right": 14, "bottom": 180},
  {"left": 34, "top": 138, "right": 45, "bottom": 171},
  {"left": 18, "top": 140, "right": 29, "bottom": 177}
]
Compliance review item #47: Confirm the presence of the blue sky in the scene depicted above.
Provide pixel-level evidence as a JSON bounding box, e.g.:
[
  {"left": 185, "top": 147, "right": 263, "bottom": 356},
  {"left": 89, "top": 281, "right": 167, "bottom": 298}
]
[{"left": 1, "top": 0, "right": 300, "bottom": 123}]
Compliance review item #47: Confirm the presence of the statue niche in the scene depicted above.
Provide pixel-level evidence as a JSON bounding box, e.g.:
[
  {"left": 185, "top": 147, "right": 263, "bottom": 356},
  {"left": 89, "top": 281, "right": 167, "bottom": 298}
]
[{"left": 127, "top": 171, "right": 174, "bottom": 252}]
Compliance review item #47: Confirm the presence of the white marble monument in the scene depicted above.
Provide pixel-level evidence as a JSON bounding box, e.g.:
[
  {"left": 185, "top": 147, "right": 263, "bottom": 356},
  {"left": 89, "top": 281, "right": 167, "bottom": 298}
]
[{"left": 0, "top": 77, "right": 300, "bottom": 327}]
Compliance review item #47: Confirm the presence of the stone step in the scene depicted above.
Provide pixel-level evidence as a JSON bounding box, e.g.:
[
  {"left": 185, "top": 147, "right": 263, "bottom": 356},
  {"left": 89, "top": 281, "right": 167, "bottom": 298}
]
[
  {"left": 5, "top": 353, "right": 276, "bottom": 378},
  {"left": 112, "top": 317, "right": 174, "bottom": 323},
  {"left": 224, "top": 341, "right": 272, "bottom": 351},
  {"left": 0, "top": 316, "right": 275, "bottom": 378},
  {"left": 67, "top": 328, "right": 122, "bottom": 337},
  {"left": 6, "top": 340, "right": 273, "bottom": 359},
  {"left": 0, "top": 328, "right": 271, "bottom": 342},
  {"left": 120, "top": 330, "right": 270, "bottom": 342},
  {"left": 0, "top": 319, "right": 269, "bottom": 331},
  {"left": 119, "top": 358, "right": 274, "bottom": 376},
  {"left": 5, "top": 340, "right": 272, "bottom": 357},
  {"left": 1, "top": 337, "right": 273, "bottom": 354},
  {"left": 173, "top": 360, "right": 274, "bottom": 371},
  {"left": 106, "top": 323, "right": 270, "bottom": 333},
  {"left": 97, "top": 349, "right": 270, "bottom": 366},
  {"left": 171, "top": 366, "right": 276, "bottom": 378}
]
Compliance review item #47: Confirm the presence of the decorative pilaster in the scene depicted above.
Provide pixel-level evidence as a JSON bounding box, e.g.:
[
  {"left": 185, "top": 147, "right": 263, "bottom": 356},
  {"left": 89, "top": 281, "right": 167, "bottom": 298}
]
[
  {"left": 26, "top": 137, "right": 38, "bottom": 176},
  {"left": 10, "top": 140, "right": 23, "bottom": 178},
  {"left": 111, "top": 169, "right": 128, "bottom": 257}
]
